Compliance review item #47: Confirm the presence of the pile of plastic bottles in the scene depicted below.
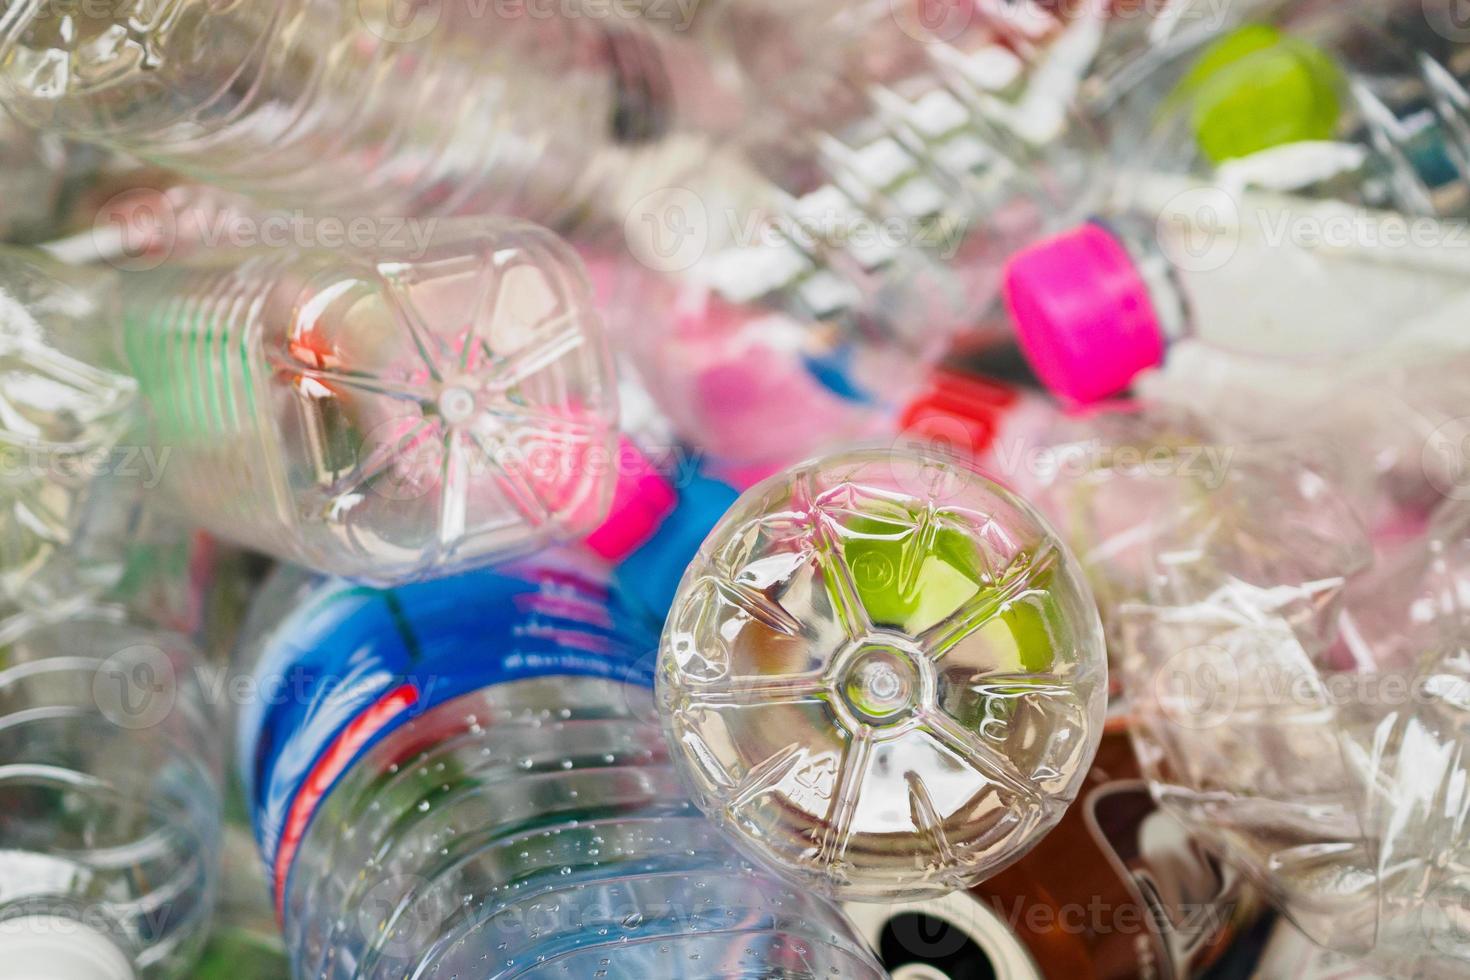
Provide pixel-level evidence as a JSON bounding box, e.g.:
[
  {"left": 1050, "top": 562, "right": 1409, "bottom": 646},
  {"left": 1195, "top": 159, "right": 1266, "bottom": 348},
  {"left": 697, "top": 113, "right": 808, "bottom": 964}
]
[{"left": 0, "top": 0, "right": 1467, "bottom": 977}]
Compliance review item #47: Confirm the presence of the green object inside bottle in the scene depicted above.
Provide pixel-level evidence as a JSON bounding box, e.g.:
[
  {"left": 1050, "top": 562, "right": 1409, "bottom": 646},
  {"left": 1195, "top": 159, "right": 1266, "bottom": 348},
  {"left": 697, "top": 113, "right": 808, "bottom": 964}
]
[
  {"left": 839, "top": 514, "right": 1056, "bottom": 673},
  {"left": 1179, "top": 24, "right": 1344, "bottom": 164}
]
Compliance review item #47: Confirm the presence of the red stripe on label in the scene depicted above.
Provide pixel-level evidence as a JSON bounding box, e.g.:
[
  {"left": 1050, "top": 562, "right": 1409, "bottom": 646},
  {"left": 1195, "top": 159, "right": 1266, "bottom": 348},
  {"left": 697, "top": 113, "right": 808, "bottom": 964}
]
[{"left": 273, "top": 683, "right": 420, "bottom": 916}]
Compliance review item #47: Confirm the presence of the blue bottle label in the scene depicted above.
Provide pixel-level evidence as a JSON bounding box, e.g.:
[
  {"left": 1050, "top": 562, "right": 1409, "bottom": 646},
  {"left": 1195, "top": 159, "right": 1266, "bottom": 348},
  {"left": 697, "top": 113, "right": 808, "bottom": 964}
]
[{"left": 235, "top": 554, "right": 657, "bottom": 909}]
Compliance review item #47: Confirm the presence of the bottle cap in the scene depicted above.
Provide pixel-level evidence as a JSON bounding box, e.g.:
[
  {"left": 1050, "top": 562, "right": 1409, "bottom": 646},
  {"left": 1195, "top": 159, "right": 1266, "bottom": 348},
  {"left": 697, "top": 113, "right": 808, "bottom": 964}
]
[
  {"left": 898, "top": 371, "right": 1022, "bottom": 459},
  {"left": 1003, "top": 222, "right": 1165, "bottom": 405},
  {"left": 658, "top": 448, "right": 1108, "bottom": 901},
  {"left": 0, "top": 917, "right": 135, "bottom": 980},
  {"left": 583, "top": 439, "right": 679, "bottom": 561},
  {"left": 1181, "top": 25, "right": 1342, "bottom": 164}
]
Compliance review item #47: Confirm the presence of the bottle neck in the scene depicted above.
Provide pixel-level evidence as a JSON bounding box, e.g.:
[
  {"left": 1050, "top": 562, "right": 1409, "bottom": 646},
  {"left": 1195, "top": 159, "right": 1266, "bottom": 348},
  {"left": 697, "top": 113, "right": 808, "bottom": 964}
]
[{"left": 1102, "top": 215, "right": 1194, "bottom": 343}]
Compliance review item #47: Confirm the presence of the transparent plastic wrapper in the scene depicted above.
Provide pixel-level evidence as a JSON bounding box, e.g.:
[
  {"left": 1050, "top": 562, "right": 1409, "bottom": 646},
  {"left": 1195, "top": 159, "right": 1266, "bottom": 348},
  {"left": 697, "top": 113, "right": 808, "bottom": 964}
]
[
  {"left": 658, "top": 447, "right": 1108, "bottom": 900},
  {"left": 1035, "top": 405, "right": 1470, "bottom": 974},
  {"left": 1003, "top": 4, "right": 1470, "bottom": 402},
  {"left": 110, "top": 220, "right": 617, "bottom": 583},
  {"left": 232, "top": 556, "right": 887, "bottom": 979},
  {"left": 0, "top": 611, "right": 223, "bottom": 979}
]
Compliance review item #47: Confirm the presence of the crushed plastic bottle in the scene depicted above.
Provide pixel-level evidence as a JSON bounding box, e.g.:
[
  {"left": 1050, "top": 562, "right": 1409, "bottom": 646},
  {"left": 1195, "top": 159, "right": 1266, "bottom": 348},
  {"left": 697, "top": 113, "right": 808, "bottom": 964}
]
[
  {"left": 657, "top": 446, "right": 1108, "bottom": 900},
  {"left": 1003, "top": 6, "right": 1470, "bottom": 402},
  {"left": 233, "top": 553, "right": 888, "bottom": 979},
  {"left": 0, "top": 248, "right": 143, "bottom": 611},
  {"left": 1031, "top": 401, "right": 1470, "bottom": 974},
  {"left": 0, "top": 611, "right": 223, "bottom": 979}
]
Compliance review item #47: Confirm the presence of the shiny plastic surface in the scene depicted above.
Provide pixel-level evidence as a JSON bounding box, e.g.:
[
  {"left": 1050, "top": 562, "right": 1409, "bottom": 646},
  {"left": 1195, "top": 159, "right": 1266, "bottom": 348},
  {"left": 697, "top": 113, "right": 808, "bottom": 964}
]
[
  {"left": 1034, "top": 401, "right": 1470, "bottom": 974},
  {"left": 658, "top": 447, "right": 1108, "bottom": 900},
  {"left": 233, "top": 557, "right": 888, "bottom": 979},
  {"left": 118, "top": 220, "right": 618, "bottom": 583},
  {"left": 0, "top": 612, "right": 223, "bottom": 979},
  {"left": 0, "top": 249, "right": 141, "bottom": 610}
]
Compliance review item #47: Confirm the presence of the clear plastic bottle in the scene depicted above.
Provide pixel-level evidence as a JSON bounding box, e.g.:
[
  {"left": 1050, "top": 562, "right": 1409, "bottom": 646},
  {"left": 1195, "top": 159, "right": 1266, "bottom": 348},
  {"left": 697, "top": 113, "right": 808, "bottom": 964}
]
[
  {"left": 0, "top": 112, "right": 67, "bottom": 244},
  {"left": 1003, "top": 6, "right": 1470, "bottom": 402},
  {"left": 1029, "top": 402, "right": 1470, "bottom": 972},
  {"left": 0, "top": 248, "right": 143, "bottom": 611},
  {"left": 0, "top": 0, "right": 751, "bottom": 228},
  {"left": 657, "top": 446, "right": 1108, "bottom": 901},
  {"left": 0, "top": 0, "right": 1112, "bottom": 466},
  {"left": 1121, "top": 498, "right": 1470, "bottom": 975},
  {"left": 587, "top": 0, "right": 1113, "bottom": 464},
  {"left": 232, "top": 554, "right": 888, "bottom": 979},
  {"left": 108, "top": 220, "right": 618, "bottom": 584},
  {"left": 0, "top": 610, "right": 223, "bottom": 979},
  {"left": 1134, "top": 343, "right": 1470, "bottom": 546}
]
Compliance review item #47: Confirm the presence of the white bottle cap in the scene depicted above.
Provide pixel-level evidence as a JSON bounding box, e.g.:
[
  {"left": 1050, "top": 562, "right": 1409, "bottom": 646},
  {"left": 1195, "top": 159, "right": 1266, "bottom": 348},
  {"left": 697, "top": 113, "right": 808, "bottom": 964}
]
[{"left": 0, "top": 916, "right": 135, "bottom": 980}]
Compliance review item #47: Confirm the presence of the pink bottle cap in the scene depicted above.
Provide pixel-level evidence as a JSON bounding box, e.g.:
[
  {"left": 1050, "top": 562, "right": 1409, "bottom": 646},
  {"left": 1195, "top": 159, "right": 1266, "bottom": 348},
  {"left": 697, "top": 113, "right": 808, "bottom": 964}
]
[
  {"left": 1003, "top": 222, "right": 1167, "bottom": 405},
  {"left": 582, "top": 438, "right": 678, "bottom": 561}
]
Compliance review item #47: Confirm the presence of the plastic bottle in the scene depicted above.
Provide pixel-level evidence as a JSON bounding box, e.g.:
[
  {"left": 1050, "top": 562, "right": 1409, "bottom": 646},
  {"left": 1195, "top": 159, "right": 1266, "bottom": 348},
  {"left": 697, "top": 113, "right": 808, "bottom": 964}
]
[
  {"left": 0, "top": 0, "right": 1111, "bottom": 466},
  {"left": 0, "top": 221, "right": 620, "bottom": 584},
  {"left": 0, "top": 248, "right": 143, "bottom": 611},
  {"left": 1123, "top": 499, "right": 1470, "bottom": 975},
  {"left": 657, "top": 446, "right": 1108, "bottom": 901},
  {"left": 0, "top": 0, "right": 751, "bottom": 227},
  {"left": 1003, "top": 6, "right": 1470, "bottom": 402},
  {"left": 0, "top": 113, "right": 66, "bottom": 244},
  {"left": 231, "top": 551, "right": 889, "bottom": 980},
  {"left": 0, "top": 610, "right": 223, "bottom": 979},
  {"left": 1133, "top": 344, "right": 1470, "bottom": 547},
  {"left": 1029, "top": 400, "right": 1470, "bottom": 972}
]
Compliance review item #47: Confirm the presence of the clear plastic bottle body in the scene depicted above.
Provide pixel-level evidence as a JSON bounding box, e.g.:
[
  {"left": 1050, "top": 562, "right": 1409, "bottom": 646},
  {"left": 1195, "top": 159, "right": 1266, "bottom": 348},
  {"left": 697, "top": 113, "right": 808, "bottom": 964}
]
[
  {"left": 1114, "top": 185, "right": 1470, "bottom": 361},
  {"left": 0, "top": 248, "right": 144, "bottom": 611},
  {"left": 0, "top": 0, "right": 749, "bottom": 229},
  {"left": 658, "top": 447, "right": 1108, "bottom": 901},
  {"left": 603, "top": 5, "right": 1111, "bottom": 463},
  {"left": 1029, "top": 405, "right": 1470, "bottom": 972},
  {"left": 1134, "top": 344, "right": 1470, "bottom": 544},
  {"left": 1004, "top": 5, "right": 1470, "bottom": 403},
  {"left": 0, "top": 609, "right": 223, "bottom": 979},
  {"left": 232, "top": 559, "right": 888, "bottom": 979},
  {"left": 283, "top": 678, "right": 888, "bottom": 980},
  {"left": 113, "top": 220, "right": 619, "bottom": 583}
]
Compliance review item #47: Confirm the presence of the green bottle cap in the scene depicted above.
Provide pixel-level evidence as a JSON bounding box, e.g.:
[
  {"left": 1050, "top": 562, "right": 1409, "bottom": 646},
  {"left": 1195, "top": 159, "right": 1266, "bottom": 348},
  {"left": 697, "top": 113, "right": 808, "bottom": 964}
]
[
  {"left": 842, "top": 514, "right": 1056, "bottom": 672},
  {"left": 1180, "top": 24, "right": 1344, "bottom": 164}
]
